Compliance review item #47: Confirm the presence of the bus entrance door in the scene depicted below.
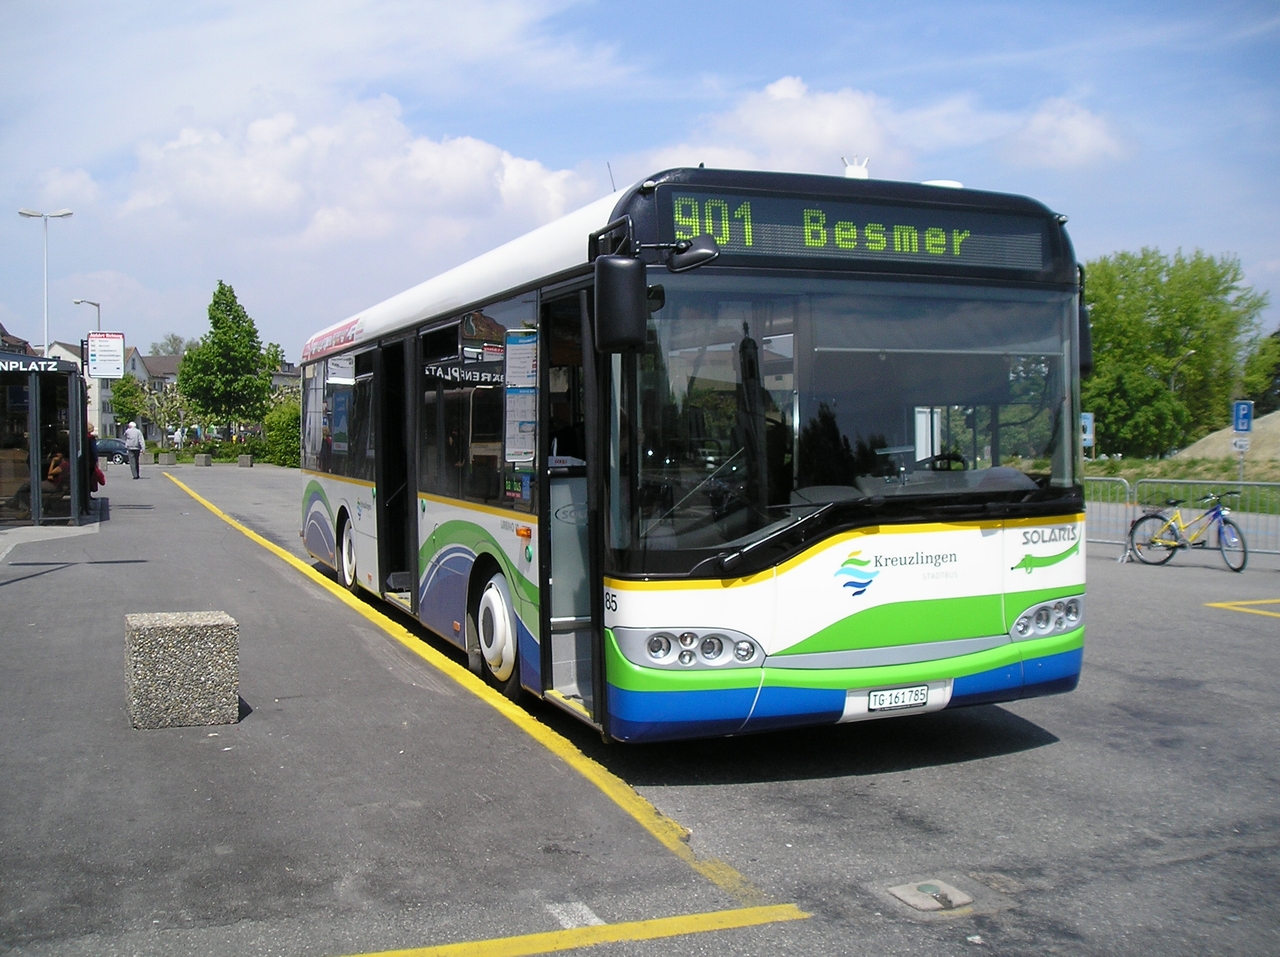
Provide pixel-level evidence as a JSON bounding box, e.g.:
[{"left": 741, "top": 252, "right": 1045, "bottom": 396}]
[
  {"left": 542, "top": 293, "right": 599, "bottom": 724},
  {"left": 375, "top": 339, "right": 416, "bottom": 612}
]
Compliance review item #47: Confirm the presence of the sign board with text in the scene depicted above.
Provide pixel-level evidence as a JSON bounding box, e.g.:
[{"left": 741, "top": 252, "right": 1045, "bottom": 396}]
[{"left": 86, "top": 331, "right": 125, "bottom": 379}]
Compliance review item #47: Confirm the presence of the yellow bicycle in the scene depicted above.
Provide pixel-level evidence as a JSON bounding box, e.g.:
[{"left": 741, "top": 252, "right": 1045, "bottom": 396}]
[{"left": 1128, "top": 491, "right": 1247, "bottom": 572}]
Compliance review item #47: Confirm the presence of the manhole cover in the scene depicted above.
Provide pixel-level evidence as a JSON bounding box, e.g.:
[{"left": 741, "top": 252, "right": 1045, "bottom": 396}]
[{"left": 887, "top": 879, "right": 974, "bottom": 912}]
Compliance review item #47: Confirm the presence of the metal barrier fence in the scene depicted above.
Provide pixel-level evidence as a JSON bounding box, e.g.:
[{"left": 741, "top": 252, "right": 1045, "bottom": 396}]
[
  {"left": 1083, "top": 477, "right": 1133, "bottom": 548},
  {"left": 1132, "top": 479, "right": 1280, "bottom": 557},
  {"left": 1083, "top": 477, "right": 1280, "bottom": 557}
]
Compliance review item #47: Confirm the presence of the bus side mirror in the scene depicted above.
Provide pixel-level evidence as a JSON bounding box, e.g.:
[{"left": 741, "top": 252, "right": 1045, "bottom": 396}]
[
  {"left": 594, "top": 255, "right": 648, "bottom": 353},
  {"left": 1079, "top": 301, "right": 1094, "bottom": 378},
  {"left": 668, "top": 233, "right": 720, "bottom": 272}
]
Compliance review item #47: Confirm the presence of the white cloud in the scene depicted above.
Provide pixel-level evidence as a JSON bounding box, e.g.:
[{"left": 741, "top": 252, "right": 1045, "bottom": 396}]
[
  {"left": 638, "top": 77, "right": 909, "bottom": 180},
  {"left": 122, "top": 97, "right": 600, "bottom": 250},
  {"left": 624, "top": 78, "right": 1126, "bottom": 185},
  {"left": 38, "top": 167, "right": 100, "bottom": 205},
  {"left": 1002, "top": 98, "right": 1125, "bottom": 168}
]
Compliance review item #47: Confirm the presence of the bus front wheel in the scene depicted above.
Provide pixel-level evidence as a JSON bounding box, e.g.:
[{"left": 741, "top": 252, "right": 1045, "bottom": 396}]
[
  {"left": 339, "top": 517, "right": 360, "bottom": 592},
  {"left": 473, "top": 572, "right": 522, "bottom": 700}
]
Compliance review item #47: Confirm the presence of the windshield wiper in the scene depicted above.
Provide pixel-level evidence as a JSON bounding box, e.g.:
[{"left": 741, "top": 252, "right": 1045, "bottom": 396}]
[{"left": 695, "top": 501, "right": 838, "bottom": 575}]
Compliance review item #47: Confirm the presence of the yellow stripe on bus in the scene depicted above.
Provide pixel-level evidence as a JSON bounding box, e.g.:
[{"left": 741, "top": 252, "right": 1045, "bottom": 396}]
[
  {"left": 418, "top": 491, "right": 540, "bottom": 525},
  {"left": 165, "top": 472, "right": 769, "bottom": 908},
  {"left": 605, "top": 512, "right": 1087, "bottom": 589},
  {"left": 340, "top": 904, "right": 808, "bottom": 957},
  {"left": 301, "top": 468, "right": 376, "bottom": 489}
]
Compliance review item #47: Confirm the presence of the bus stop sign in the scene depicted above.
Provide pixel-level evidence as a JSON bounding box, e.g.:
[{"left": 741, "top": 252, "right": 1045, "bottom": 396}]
[{"left": 1233, "top": 400, "right": 1254, "bottom": 434}]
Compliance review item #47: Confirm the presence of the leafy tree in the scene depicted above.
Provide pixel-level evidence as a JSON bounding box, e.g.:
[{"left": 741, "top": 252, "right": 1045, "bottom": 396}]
[
  {"left": 109, "top": 373, "right": 149, "bottom": 428},
  {"left": 149, "top": 333, "right": 200, "bottom": 356},
  {"left": 147, "top": 383, "right": 193, "bottom": 447},
  {"left": 1081, "top": 249, "right": 1269, "bottom": 456},
  {"left": 263, "top": 398, "right": 301, "bottom": 467},
  {"left": 1244, "top": 330, "right": 1280, "bottom": 415},
  {"left": 178, "top": 282, "right": 280, "bottom": 425}
]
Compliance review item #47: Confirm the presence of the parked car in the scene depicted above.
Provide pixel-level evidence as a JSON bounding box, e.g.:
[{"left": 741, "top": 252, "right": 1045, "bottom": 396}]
[{"left": 97, "top": 437, "right": 128, "bottom": 464}]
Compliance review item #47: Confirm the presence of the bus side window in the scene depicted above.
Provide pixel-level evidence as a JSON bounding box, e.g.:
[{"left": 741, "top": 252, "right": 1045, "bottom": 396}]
[{"left": 467, "top": 385, "right": 503, "bottom": 502}]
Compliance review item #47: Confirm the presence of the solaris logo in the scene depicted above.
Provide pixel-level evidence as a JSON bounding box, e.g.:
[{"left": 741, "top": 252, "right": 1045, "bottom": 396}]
[{"left": 835, "top": 550, "right": 879, "bottom": 597}]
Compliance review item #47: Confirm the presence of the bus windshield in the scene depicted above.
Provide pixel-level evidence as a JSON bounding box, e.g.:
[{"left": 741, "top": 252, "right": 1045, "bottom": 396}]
[{"left": 610, "top": 273, "right": 1077, "bottom": 569}]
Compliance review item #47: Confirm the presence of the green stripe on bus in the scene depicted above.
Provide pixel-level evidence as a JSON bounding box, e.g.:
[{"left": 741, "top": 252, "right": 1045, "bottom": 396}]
[
  {"left": 420, "top": 519, "right": 540, "bottom": 618},
  {"left": 762, "top": 629, "right": 1083, "bottom": 692},
  {"left": 776, "top": 594, "right": 1005, "bottom": 657},
  {"left": 604, "top": 626, "right": 1083, "bottom": 695}
]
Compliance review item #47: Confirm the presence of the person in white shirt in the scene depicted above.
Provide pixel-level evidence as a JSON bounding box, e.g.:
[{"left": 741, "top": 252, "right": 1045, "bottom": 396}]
[{"left": 123, "top": 421, "right": 145, "bottom": 480}]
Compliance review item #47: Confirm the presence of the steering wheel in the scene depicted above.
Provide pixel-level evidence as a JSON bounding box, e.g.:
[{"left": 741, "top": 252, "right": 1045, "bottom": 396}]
[{"left": 922, "top": 452, "right": 968, "bottom": 471}]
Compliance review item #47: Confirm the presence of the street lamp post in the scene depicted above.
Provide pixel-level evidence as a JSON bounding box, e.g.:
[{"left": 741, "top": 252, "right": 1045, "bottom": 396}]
[
  {"left": 18, "top": 207, "right": 74, "bottom": 354},
  {"left": 1169, "top": 349, "right": 1197, "bottom": 393},
  {"left": 73, "top": 299, "right": 104, "bottom": 437},
  {"left": 73, "top": 298, "right": 101, "bottom": 331}
]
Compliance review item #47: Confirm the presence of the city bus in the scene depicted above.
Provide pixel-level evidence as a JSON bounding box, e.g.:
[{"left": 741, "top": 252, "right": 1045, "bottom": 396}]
[{"left": 300, "top": 167, "right": 1089, "bottom": 743}]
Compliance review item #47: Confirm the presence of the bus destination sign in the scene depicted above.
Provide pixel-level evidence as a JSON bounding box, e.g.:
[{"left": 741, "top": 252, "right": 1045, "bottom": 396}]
[{"left": 663, "top": 188, "right": 1050, "bottom": 271}]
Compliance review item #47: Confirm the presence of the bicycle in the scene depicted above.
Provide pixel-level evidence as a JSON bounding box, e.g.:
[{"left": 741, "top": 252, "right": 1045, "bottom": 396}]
[{"left": 1128, "top": 491, "right": 1247, "bottom": 572}]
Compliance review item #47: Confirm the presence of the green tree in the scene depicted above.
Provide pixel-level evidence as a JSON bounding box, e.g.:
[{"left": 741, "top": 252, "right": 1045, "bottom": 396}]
[
  {"left": 178, "top": 282, "right": 279, "bottom": 425},
  {"left": 1081, "top": 248, "right": 1269, "bottom": 456},
  {"left": 150, "top": 333, "right": 200, "bottom": 356},
  {"left": 147, "top": 383, "right": 193, "bottom": 447},
  {"left": 1244, "top": 330, "right": 1280, "bottom": 415},
  {"left": 109, "top": 373, "right": 149, "bottom": 428},
  {"left": 263, "top": 398, "right": 301, "bottom": 467}
]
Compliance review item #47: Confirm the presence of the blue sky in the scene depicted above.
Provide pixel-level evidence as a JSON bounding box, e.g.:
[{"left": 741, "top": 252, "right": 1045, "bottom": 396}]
[{"left": 2, "top": 1, "right": 1277, "bottom": 360}]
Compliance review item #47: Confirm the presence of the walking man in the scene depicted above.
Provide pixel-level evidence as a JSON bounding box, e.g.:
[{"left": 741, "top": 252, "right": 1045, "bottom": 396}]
[{"left": 123, "top": 421, "right": 145, "bottom": 480}]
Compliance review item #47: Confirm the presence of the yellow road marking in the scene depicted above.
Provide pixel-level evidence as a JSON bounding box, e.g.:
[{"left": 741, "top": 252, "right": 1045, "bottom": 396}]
[
  {"left": 1206, "top": 598, "right": 1280, "bottom": 620},
  {"left": 340, "top": 904, "right": 808, "bottom": 957},
  {"left": 164, "top": 473, "right": 774, "bottom": 908}
]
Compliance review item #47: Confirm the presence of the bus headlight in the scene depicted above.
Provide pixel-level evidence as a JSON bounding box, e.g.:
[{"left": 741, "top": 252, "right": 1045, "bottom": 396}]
[
  {"left": 647, "top": 633, "right": 673, "bottom": 660},
  {"left": 614, "top": 627, "right": 761, "bottom": 670},
  {"left": 1010, "top": 596, "right": 1084, "bottom": 642}
]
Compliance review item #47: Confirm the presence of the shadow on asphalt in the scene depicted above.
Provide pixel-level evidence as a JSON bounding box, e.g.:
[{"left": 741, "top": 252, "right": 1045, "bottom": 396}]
[
  {"left": 546, "top": 703, "right": 1059, "bottom": 787},
  {"left": 326, "top": 567, "right": 1060, "bottom": 788}
]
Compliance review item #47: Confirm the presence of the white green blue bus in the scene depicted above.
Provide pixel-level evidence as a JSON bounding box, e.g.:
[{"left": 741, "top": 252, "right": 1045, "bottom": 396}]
[{"left": 301, "top": 167, "right": 1089, "bottom": 743}]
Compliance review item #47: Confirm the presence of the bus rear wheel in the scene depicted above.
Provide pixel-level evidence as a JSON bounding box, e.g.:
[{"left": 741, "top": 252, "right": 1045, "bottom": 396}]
[
  {"left": 472, "top": 571, "right": 523, "bottom": 700},
  {"left": 339, "top": 517, "right": 360, "bottom": 592}
]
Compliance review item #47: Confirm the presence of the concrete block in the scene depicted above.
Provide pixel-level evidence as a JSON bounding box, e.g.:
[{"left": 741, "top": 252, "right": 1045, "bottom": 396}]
[
  {"left": 238, "top": 454, "right": 253, "bottom": 467},
  {"left": 141, "top": 452, "right": 156, "bottom": 465},
  {"left": 194, "top": 453, "right": 212, "bottom": 467},
  {"left": 126, "top": 611, "right": 239, "bottom": 729},
  {"left": 158, "top": 451, "right": 176, "bottom": 465}
]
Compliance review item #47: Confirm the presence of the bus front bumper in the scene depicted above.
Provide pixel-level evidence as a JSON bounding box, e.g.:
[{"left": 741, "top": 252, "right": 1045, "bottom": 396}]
[{"left": 604, "top": 628, "right": 1083, "bottom": 743}]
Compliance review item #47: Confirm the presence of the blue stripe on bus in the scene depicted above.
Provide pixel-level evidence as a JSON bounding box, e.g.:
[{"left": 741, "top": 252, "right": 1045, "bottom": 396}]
[
  {"left": 948, "top": 646, "right": 1083, "bottom": 707},
  {"left": 740, "top": 686, "right": 846, "bottom": 734},
  {"left": 517, "top": 617, "right": 540, "bottom": 692},
  {"left": 1021, "top": 647, "right": 1083, "bottom": 699},
  {"left": 949, "top": 661, "right": 1025, "bottom": 707},
  {"left": 606, "top": 686, "right": 757, "bottom": 743}
]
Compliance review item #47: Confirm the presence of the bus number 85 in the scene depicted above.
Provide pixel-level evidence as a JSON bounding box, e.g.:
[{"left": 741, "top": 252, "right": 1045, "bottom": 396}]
[{"left": 674, "top": 196, "right": 753, "bottom": 247}]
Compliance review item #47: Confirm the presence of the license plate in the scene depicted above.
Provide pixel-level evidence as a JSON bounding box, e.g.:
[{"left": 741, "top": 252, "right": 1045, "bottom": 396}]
[{"left": 868, "top": 685, "right": 929, "bottom": 712}]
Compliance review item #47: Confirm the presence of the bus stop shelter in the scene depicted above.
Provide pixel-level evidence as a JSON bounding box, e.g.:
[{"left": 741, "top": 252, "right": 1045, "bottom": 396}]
[{"left": 0, "top": 351, "right": 90, "bottom": 526}]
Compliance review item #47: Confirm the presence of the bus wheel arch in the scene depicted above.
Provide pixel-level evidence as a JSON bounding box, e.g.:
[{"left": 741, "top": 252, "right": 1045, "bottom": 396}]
[
  {"left": 337, "top": 509, "right": 360, "bottom": 592},
  {"left": 467, "top": 556, "right": 523, "bottom": 700}
]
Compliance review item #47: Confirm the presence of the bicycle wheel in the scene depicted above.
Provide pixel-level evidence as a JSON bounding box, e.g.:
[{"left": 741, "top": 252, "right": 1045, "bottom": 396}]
[
  {"left": 1219, "top": 518, "right": 1247, "bottom": 572},
  {"left": 1130, "top": 514, "right": 1178, "bottom": 565}
]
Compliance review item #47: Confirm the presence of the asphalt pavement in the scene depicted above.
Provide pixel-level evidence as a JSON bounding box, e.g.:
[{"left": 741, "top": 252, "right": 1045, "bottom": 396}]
[{"left": 1, "top": 460, "right": 1278, "bottom": 956}]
